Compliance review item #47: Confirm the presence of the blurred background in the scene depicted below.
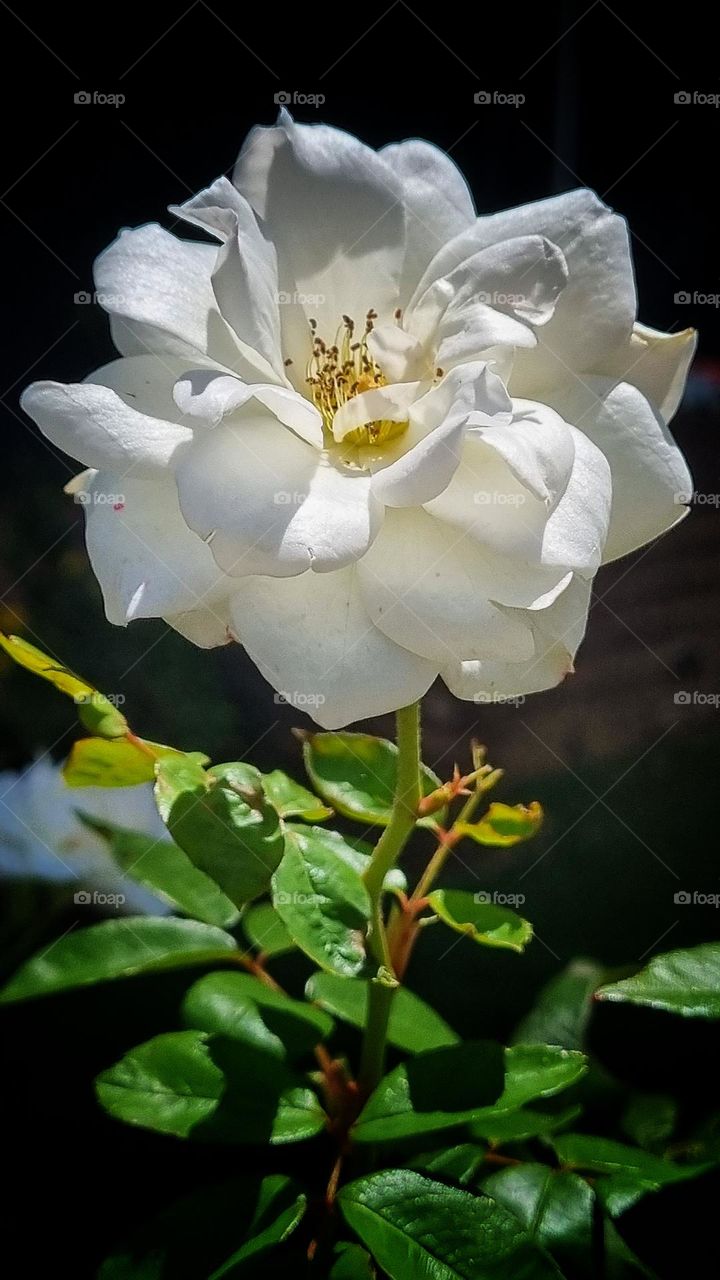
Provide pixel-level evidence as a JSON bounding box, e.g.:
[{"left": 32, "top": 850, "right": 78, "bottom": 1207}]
[{"left": 1, "top": 1, "right": 718, "bottom": 1273}]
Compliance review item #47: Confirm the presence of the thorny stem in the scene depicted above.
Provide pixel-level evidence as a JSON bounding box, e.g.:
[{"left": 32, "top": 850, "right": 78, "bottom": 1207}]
[
  {"left": 386, "top": 760, "right": 498, "bottom": 980},
  {"left": 411, "top": 784, "right": 487, "bottom": 903}
]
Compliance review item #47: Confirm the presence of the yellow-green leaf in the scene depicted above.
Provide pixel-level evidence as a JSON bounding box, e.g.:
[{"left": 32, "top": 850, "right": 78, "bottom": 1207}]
[
  {"left": 261, "top": 769, "right": 333, "bottom": 822},
  {"left": 63, "top": 737, "right": 183, "bottom": 787},
  {"left": 457, "top": 801, "right": 543, "bottom": 848},
  {"left": 427, "top": 889, "right": 533, "bottom": 953},
  {"left": 0, "top": 632, "right": 128, "bottom": 737}
]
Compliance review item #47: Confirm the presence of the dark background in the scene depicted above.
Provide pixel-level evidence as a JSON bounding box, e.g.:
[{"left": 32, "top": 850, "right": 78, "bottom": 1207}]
[{"left": 1, "top": 1, "right": 719, "bottom": 1274}]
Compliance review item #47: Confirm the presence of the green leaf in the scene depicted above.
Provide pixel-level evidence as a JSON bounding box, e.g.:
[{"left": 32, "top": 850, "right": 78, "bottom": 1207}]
[
  {"left": 483, "top": 1164, "right": 593, "bottom": 1275},
  {"left": 427, "top": 889, "right": 533, "bottom": 953},
  {"left": 99, "top": 1175, "right": 306, "bottom": 1280},
  {"left": 306, "top": 973, "right": 458, "bottom": 1053},
  {"left": 514, "top": 958, "right": 606, "bottom": 1050},
  {"left": 302, "top": 731, "right": 445, "bottom": 827},
  {"left": 686, "top": 1111, "right": 720, "bottom": 1163},
  {"left": 622, "top": 1093, "right": 677, "bottom": 1152},
  {"left": 77, "top": 815, "right": 239, "bottom": 928},
  {"left": 285, "top": 823, "right": 405, "bottom": 893},
  {"left": 338, "top": 1169, "right": 561, "bottom": 1279},
  {"left": 182, "top": 971, "right": 332, "bottom": 1058},
  {"left": 470, "top": 1104, "right": 582, "bottom": 1145},
  {"left": 96, "top": 1030, "right": 326, "bottom": 1144},
  {"left": 0, "top": 918, "right": 238, "bottom": 1003},
  {"left": 354, "top": 1042, "right": 587, "bottom": 1144},
  {"left": 329, "top": 1241, "right": 376, "bottom": 1279},
  {"left": 262, "top": 769, "right": 333, "bottom": 821},
  {"left": 456, "top": 802, "right": 543, "bottom": 848},
  {"left": 271, "top": 827, "right": 370, "bottom": 977},
  {"left": 551, "top": 1133, "right": 713, "bottom": 1216},
  {"left": 0, "top": 632, "right": 128, "bottom": 737},
  {"left": 63, "top": 736, "right": 182, "bottom": 787},
  {"left": 242, "top": 901, "right": 296, "bottom": 956},
  {"left": 202, "top": 970, "right": 334, "bottom": 1041},
  {"left": 604, "top": 1220, "right": 659, "bottom": 1279},
  {"left": 409, "top": 1143, "right": 488, "bottom": 1186},
  {"left": 155, "top": 756, "right": 285, "bottom": 908},
  {"left": 208, "top": 1175, "right": 307, "bottom": 1277},
  {"left": 596, "top": 943, "right": 720, "bottom": 1018}
]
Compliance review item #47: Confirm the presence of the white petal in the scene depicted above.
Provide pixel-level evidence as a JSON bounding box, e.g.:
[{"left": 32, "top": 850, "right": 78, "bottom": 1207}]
[
  {"left": 412, "top": 364, "right": 513, "bottom": 433},
  {"left": 370, "top": 363, "right": 512, "bottom": 508},
  {"left": 164, "top": 602, "right": 233, "bottom": 648},
  {"left": 229, "top": 566, "right": 437, "bottom": 729},
  {"left": 370, "top": 413, "right": 467, "bottom": 508},
  {"left": 87, "top": 354, "right": 200, "bottom": 420},
  {"left": 546, "top": 377, "right": 692, "bottom": 561},
  {"left": 172, "top": 369, "right": 323, "bottom": 446},
  {"left": 332, "top": 381, "right": 423, "bottom": 442},
  {"left": 379, "top": 138, "right": 475, "bottom": 300},
  {"left": 357, "top": 509, "right": 535, "bottom": 663},
  {"left": 414, "top": 192, "right": 634, "bottom": 394},
  {"left": 596, "top": 323, "right": 696, "bottom": 423},
  {"left": 367, "top": 324, "right": 428, "bottom": 383},
  {"left": 470, "top": 399, "right": 576, "bottom": 507},
  {"left": 497, "top": 192, "right": 636, "bottom": 394},
  {"left": 541, "top": 427, "right": 611, "bottom": 577},
  {"left": 169, "top": 176, "right": 263, "bottom": 241},
  {"left": 233, "top": 113, "right": 405, "bottom": 334},
  {"left": 411, "top": 234, "right": 567, "bottom": 327},
  {"left": 434, "top": 303, "right": 539, "bottom": 370},
  {"left": 424, "top": 433, "right": 550, "bottom": 560},
  {"left": 21, "top": 379, "right": 193, "bottom": 476},
  {"left": 442, "top": 575, "right": 592, "bottom": 701},
  {"left": 94, "top": 224, "right": 256, "bottom": 376},
  {"left": 211, "top": 214, "right": 286, "bottom": 381},
  {"left": 82, "top": 473, "right": 229, "bottom": 625},
  {"left": 176, "top": 413, "right": 315, "bottom": 577},
  {"left": 172, "top": 178, "right": 296, "bottom": 383},
  {"left": 282, "top": 459, "right": 383, "bottom": 574},
  {"left": 176, "top": 417, "right": 380, "bottom": 577}
]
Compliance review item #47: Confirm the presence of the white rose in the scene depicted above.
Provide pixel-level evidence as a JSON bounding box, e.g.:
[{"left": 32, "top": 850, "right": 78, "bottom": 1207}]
[
  {"left": 21, "top": 113, "right": 694, "bottom": 728},
  {"left": 0, "top": 759, "right": 168, "bottom": 913}
]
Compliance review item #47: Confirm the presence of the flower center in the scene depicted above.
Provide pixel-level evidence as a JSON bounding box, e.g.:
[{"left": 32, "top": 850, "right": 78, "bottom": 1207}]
[{"left": 305, "top": 310, "right": 408, "bottom": 446}]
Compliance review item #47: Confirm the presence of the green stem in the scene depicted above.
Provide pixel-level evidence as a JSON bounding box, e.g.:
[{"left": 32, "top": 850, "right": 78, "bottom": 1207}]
[{"left": 358, "top": 702, "right": 422, "bottom": 1094}]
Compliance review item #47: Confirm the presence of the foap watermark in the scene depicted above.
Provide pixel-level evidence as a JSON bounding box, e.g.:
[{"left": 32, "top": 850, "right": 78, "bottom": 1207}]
[
  {"left": 474, "top": 890, "right": 526, "bottom": 907},
  {"left": 274, "top": 890, "right": 323, "bottom": 906},
  {"left": 274, "top": 90, "right": 325, "bottom": 109},
  {"left": 474, "top": 90, "right": 525, "bottom": 108},
  {"left": 675, "top": 291, "right": 720, "bottom": 307},
  {"left": 473, "top": 490, "right": 526, "bottom": 507},
  {"left": 75, "top": 889, "right": 126, "bottom": 908},
  {"left": 476, "top": 290, "right": 527, "bottom": 307},
  {"left": 274, "top": 491, "right": 308, "bottom": 505},
  {"left": 674, "top": 90, "right": 720, "bottom": 108},
  {"left": 274, "top": 691, "right": 327, "bottom": 709},
  {"left": 674, "top": 690, "right": 720, "bottom": 708},
  {"left": 674, "top": 890, "right": 720, "bottom": 907},
  {"left": 277, "top": 290, "right": 326, "bottom": 307},
  {"left": 74, "top": 90, "right": 125, "bottom": 108},
  {"left": 674, "top": 489, "right": 720, "bottom": 507},
  {"left": 74, "top": 289, "right": 128, "bottom": 307},
  {"left": 74, "top": 491, "right": 125, "bottom": 509},
  {"left": 73, "top": 691, "right": 126, "bottom": 710},
  {"left": 473, "top": 692, "right": 526, "bottom": 707}
]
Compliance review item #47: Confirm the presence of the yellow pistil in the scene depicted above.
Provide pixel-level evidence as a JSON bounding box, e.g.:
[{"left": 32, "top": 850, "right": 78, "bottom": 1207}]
[{"left": 305, "top": 309, "right": 408, "bottom": 447}]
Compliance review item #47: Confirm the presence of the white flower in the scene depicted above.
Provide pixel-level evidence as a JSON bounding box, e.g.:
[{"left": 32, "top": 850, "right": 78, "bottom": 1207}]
[
  {"left": 0, "top": 759, "right": 168, "bottom": 913},
  {"left": 22, "top": 114, "right": 694, "bottom": 728}
]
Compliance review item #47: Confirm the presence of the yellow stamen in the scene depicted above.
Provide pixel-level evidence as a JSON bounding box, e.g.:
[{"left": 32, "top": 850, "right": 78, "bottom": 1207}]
[{"left": 305, "top": 310, "right": 409, "bottom": 447}]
